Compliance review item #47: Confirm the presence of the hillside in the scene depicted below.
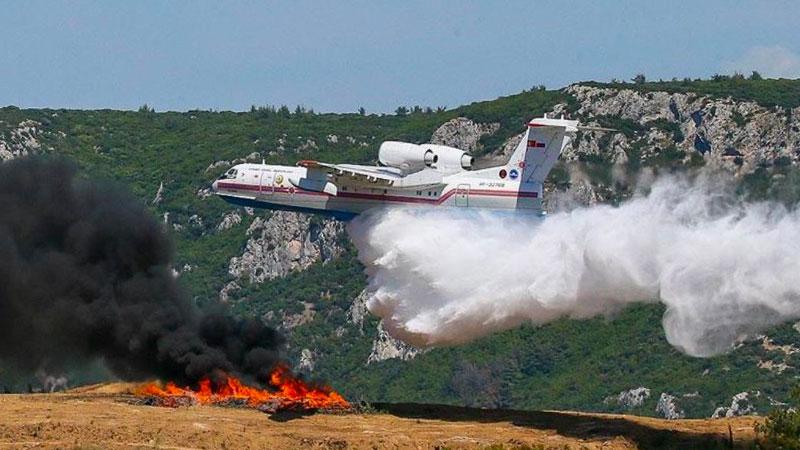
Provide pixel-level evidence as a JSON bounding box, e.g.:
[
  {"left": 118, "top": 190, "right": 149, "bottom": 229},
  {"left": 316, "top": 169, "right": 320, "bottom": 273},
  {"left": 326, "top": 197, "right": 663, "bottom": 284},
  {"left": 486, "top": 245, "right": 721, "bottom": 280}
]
[{"left": 1, "top": 78, "right": 800, "bottom": 419}]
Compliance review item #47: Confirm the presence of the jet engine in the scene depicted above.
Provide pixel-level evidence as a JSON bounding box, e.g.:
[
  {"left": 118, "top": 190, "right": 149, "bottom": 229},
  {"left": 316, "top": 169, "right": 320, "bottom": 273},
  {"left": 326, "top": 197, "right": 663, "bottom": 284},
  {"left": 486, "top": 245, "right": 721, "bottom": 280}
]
[
  {"left": 378, "top": 142, "right": 437, "bottom": 172},
  {"left": 379, "top": 141, "right": 473, "bottom": 173},
  {"left": 428, "top": 144, "right": 473, "bottom": 171}
]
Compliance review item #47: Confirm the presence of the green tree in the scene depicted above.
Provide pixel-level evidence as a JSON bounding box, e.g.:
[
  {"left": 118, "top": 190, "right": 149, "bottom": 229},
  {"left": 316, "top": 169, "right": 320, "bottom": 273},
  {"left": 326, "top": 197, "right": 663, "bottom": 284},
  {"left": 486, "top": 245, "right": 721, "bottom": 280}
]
[{"left": 757, "top": 386, "right": 800, "bottom": 449}]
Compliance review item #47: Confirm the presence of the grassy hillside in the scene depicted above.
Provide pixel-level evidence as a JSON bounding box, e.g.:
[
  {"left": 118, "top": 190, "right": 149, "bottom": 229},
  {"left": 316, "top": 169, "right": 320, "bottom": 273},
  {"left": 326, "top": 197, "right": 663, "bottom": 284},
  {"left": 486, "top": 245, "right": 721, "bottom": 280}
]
[{"left": 2, "top": 78, "right": 800, "bottom": 417}]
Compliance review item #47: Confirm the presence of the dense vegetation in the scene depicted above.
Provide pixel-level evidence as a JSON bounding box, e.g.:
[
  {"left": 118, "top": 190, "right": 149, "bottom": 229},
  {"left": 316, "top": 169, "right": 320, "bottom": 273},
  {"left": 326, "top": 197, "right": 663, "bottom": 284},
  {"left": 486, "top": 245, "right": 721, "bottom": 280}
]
[
  {"left": 583, "top": 73, "right": 800, "bottom": 109},
  {"left": 2, "top": 77, "right": 800, "bottom": 418}
]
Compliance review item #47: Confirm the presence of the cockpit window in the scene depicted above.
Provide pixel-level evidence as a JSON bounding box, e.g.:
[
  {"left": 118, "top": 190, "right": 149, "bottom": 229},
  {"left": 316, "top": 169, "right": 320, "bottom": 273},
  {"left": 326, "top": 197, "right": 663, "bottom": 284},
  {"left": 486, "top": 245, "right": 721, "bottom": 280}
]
[{"left": 218, "top": 168, "right": 238, "bottom": 180}]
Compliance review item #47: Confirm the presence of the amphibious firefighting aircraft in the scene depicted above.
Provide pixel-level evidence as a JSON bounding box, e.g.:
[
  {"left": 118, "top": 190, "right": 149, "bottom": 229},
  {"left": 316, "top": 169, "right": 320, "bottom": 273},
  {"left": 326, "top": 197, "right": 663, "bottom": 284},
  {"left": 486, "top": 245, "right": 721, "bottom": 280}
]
[{"left": 211, "top": 115, "right": 611, "bottom": 219}]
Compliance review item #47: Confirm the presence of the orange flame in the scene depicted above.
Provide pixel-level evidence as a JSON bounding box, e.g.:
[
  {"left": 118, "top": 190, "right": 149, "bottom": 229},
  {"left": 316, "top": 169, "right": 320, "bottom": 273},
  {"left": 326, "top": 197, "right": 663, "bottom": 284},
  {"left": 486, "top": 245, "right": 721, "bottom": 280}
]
[{"left": 134, "top": 365, "right": 349, "bottom": 411}]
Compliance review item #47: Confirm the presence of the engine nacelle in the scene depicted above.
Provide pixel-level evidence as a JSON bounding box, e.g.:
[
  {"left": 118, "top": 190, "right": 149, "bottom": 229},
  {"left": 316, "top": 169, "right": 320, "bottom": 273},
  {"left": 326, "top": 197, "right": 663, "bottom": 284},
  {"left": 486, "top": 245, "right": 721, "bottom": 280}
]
[
  {"left": 427, "top": 144, "right": 474, "bottom": 171},
  {"left": 379, "top": 141, "right": 436, "bottom": 172}
]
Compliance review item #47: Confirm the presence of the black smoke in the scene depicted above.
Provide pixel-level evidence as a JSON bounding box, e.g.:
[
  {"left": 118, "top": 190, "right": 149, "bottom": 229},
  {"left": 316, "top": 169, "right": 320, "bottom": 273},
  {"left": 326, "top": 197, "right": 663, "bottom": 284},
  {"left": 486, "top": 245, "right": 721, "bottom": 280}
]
[{"left": 0, "top": 157, "right": 283, "bottom": 386}]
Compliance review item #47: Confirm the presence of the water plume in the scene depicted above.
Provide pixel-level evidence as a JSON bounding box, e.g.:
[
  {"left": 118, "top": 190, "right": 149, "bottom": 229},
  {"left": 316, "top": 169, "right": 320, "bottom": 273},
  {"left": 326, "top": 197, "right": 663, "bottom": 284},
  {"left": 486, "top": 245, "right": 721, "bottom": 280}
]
[{"left": 349, "top": 173, "right": 800, "bottom": 357}]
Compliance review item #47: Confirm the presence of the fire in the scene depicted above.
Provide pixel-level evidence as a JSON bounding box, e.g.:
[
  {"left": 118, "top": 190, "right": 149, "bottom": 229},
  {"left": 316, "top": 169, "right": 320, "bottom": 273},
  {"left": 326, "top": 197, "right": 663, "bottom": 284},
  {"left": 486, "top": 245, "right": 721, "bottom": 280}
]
[{"left": 134, "top": 365, "right": 350, "bottom": 412}]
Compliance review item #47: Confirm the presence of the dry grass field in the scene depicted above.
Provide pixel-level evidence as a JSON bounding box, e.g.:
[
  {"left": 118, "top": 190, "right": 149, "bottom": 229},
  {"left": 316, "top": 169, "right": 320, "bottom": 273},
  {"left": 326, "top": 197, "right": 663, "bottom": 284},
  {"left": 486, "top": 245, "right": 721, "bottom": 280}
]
[{"left": 0, "top": 386, "right": 762, "bottom": 449}]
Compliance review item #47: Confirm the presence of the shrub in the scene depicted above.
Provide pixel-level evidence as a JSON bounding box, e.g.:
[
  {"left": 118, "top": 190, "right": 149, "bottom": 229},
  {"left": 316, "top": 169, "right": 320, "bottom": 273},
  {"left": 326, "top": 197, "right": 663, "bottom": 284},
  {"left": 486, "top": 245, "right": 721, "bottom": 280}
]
[{"left": 756, "top": 386, "right": 800, "bottom": 449}]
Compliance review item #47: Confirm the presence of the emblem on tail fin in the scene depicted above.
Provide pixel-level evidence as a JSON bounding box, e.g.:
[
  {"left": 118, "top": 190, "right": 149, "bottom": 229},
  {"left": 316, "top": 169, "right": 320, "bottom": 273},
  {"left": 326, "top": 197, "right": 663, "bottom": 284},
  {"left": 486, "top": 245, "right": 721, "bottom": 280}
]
[{"left": 507, "top": 115, "right": 615, "bottom": 184}]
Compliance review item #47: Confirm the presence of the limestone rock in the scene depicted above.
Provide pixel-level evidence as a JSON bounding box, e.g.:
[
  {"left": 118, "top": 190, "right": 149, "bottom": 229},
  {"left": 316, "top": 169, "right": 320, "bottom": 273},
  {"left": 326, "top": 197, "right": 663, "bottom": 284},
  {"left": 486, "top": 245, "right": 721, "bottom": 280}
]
[
  {"left": 655, "top": 393, "right": 685, "bottom": 420},
  {"left": 151, "top": 182, "right": 165, "bottom": 205},
  {"left": 565, "top": 84, "right": 800, "bottom": 176},
  {"left": 430, "top": 117, "right": 500, "bottom": 153},
  {"left": 712, "top": 392, "right": 757, "bottom": 418},
  {"left": 281, "top": 302, "right": 316, "bottom": 330},
  {"left": 367, "top": 321, "right": 423, "bottom": 364},
  {"left": 0, "top": 120, "right": 43, "bottom": 160},
  {"left": 217, "top": 211, "right": 242, "bottom": 231},
  {"left": 196, "top": 188, "right": 213, "bottom": 199},
  {"left": 604, "top": 387, "right": 651, "bottom": 410},
  {"left": 228, "top": 212, "right": 344, "bottom": 283},
  {"left": 757, "top": 359, "right": 792, "bottom": 374},
  {"left": 347, "top": 290, "right": 370, "bottom": 334},
  {"left": 218, "top": 281, "right": 241, "bottom": 303},
  {"left": 297, "top": 348, "right": 316, "bottom": 373}
]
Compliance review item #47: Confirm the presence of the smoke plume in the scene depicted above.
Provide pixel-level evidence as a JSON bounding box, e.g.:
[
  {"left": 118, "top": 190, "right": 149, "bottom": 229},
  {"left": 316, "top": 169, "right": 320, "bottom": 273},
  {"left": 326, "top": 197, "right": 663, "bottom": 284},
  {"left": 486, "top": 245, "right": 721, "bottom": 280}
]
[
  {"left": 0, "top": 157, "right": 283, "bottom": 385},
  {"left": 349, "top": 173, "right": 800, "bottom": 357}
]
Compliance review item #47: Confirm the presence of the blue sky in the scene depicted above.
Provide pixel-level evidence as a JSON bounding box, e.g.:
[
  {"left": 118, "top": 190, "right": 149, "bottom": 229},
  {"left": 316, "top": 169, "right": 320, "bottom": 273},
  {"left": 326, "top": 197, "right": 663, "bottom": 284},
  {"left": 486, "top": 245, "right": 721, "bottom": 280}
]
[{"left": 1, "top": 1, "right": 799, "bottom": 112}]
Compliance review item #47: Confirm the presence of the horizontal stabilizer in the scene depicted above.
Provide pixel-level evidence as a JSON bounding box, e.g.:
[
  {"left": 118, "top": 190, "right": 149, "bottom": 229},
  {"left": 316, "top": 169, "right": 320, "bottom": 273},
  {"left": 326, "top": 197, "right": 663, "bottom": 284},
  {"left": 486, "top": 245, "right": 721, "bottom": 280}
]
[{"left": 577, "top": 125, "right": 618, "bottom": 132}]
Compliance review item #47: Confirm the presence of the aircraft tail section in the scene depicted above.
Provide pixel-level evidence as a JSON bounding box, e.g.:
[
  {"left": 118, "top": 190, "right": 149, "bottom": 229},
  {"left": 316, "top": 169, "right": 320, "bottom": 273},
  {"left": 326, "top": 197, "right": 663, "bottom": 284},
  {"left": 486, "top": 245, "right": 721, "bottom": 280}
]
[{"left": 508, "top": 115, "right": 579, "bottom": 184}]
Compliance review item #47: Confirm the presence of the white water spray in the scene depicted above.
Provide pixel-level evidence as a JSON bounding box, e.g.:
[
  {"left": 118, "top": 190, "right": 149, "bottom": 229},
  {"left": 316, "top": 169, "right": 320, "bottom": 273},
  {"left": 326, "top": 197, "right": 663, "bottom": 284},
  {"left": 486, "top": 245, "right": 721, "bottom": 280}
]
[{"left": 348, "top": 174, "right": 800, "bottom": 357}]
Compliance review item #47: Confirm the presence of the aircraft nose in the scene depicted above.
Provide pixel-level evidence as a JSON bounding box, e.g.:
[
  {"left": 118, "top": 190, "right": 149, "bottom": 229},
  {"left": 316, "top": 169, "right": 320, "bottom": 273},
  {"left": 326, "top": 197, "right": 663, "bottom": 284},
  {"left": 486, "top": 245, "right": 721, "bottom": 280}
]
[{"left": 212, "top": 180, "right": 219, "bottom": 192}]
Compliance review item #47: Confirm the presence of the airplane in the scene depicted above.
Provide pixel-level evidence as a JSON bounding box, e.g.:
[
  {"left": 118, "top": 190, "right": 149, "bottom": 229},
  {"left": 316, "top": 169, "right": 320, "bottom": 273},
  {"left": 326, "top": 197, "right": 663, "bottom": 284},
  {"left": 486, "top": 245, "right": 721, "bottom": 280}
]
[{"left": 211, "top": 115, "right": 612, "bottom": 220}]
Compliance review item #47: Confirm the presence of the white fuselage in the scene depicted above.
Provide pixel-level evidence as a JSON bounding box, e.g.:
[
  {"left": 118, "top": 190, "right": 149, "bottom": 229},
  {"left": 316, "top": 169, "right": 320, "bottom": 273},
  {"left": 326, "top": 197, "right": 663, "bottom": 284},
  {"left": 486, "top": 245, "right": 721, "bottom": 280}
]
[
  {"left": 210, "top": 115, "right": 583, "bottom": 219},
  {"left": 212, "top": 163, "right": 542, "bottom": 219}
]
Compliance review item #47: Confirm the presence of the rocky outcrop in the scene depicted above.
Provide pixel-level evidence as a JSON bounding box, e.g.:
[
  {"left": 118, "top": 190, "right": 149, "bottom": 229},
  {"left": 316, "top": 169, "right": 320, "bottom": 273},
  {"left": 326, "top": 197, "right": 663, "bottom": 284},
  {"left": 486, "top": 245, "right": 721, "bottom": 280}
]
[
  {"left": 218, "top": 281, "right": 241, "bottom": 303},
  {"left": 347, "top": 290, "right": 370, "bottom": 334},
  {"left": 281, "top": 302, "right": 316, "bottom": 330},
  {"left": 228, "top": 212, "right": 344, "bottom": 283},
  {"left": 712, "top": 392, "right": 757, "bottom": 418},
  {"left": 297, "top": 348, "right": 316, "bottom": 373},
  {"left": 604, "top": 387, "right": 651, "bottom": 410},
  {"left": 367, "top": 322, "right": 424, "bottom": 364},
  {"left": 151, "top": 182, "right": 165, "bottom": 205},
  {"left": 564, "top": 84, "right": 800, "bottom": 176},
  {"left": 430, "top": 117, "right": 500, "bottom": 153},
  {"left": 0, "top": 120, "right": 43, "bottom": 160},
  {"left": 757, "top": 359, "right": 792, "bottom": 374},
  {"left": 196, "top": 188, "right": 213, "bottom": 199},
  {"left": 655, "top": 393, "right": 685, "bottom": 420},
  {"left": 217, "top": 211, "right": 242, "bottom": 231},
  {"left": 760, "top": 335, "right": 800, "bottom": 355},
  {"left": 756, "top": 336, "right": 798, "bottom": 374}
]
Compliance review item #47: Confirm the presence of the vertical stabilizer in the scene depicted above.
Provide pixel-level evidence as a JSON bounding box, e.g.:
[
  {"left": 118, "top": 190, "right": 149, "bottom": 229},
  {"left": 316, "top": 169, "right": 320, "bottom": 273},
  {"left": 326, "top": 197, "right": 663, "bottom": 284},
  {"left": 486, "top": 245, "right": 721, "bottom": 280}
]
[{"left": 508, "top": 115, "right": 578, "bottom": 184}]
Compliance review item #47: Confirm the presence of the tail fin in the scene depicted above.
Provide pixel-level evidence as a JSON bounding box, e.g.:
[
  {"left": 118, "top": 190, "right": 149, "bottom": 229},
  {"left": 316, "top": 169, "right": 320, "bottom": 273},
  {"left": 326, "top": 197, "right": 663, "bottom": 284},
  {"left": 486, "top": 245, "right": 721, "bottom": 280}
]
[{"left": 508, "top": 115, "right": 579, "bottom": 184}]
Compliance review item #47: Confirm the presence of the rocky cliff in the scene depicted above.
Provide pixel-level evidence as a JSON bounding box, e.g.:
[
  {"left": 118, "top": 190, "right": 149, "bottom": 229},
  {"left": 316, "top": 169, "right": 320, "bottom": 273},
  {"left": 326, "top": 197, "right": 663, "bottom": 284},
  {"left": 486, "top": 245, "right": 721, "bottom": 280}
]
[
  {"left": 0, "top": 119, "right": 45, "bottom": 160},
  {"left": 561, "top": 84, "right": 799, "bottom": 175},
  {"left": 228, "top": 212, "right": 344, "bottom": 284}
]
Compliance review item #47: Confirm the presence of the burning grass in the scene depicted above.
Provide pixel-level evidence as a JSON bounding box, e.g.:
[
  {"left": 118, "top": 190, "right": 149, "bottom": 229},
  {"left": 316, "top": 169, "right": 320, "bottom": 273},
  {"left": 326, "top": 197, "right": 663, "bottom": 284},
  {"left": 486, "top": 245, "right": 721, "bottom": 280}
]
[{"left": 133, "top": 365, "right": 350, "bottom": 413}]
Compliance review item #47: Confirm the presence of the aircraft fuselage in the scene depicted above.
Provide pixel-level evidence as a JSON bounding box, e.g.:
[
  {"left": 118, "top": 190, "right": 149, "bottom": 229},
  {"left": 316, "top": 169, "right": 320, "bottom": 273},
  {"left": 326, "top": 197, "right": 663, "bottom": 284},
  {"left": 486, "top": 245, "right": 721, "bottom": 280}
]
[
  {"left": 210, "top": 115, "right": 592, "bottom": 219},
  {"left": 212, "top": 163, "right": 542, "bottom": 220}
]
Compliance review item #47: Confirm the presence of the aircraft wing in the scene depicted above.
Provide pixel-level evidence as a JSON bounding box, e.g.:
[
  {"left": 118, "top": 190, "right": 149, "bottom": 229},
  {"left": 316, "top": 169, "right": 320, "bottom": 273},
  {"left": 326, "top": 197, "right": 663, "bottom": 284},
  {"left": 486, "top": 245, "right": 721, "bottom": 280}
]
[{"left": 297, "top": 160, "right": 401, "bottom": 186}]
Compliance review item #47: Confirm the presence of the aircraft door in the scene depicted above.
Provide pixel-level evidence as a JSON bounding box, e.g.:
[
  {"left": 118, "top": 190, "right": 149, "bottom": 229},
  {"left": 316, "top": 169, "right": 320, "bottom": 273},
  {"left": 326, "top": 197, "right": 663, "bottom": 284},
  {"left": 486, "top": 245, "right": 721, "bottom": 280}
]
[
  {"left": 259, "top": 170, "right": 274, "bottom": 195},
  {"left": 455, "top": 184, "right": 470, "bottom": 207}
]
